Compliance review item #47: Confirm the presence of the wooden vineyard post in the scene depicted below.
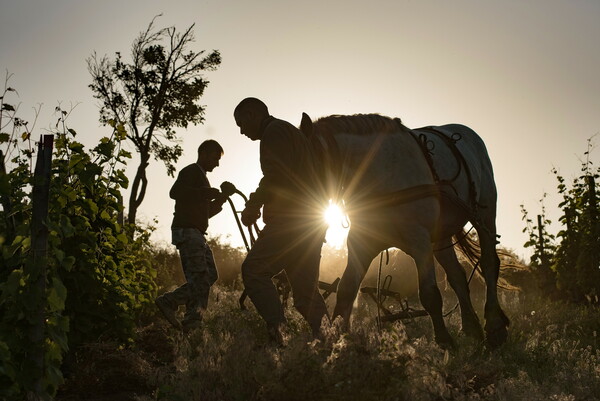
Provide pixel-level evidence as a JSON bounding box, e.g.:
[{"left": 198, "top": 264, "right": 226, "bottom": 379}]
[
  {"left": 27, "top": 135, "right": 54, "bottom": 400},
  {"left": 587, "top": 175, "right": 597, "bottom": 225},
  {"left": 537, "top": 214, "right": 548, "bottom": 270}
]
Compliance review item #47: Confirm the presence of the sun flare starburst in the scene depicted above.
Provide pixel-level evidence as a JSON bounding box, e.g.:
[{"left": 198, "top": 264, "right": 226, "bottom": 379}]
[{"left": 323, "top": 202, "right": 349, "bottom": 248}]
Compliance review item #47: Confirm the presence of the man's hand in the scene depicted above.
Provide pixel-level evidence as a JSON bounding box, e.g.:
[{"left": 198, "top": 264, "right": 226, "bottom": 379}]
[
  {"left": 206, "top": 187, "right": 222, "bottom": 200},
  {"left": 220, "top": 181, "right": 237, "bottom": 197},
  {"left": 241, "top": 205, "right": 261, "bottom": 227}
]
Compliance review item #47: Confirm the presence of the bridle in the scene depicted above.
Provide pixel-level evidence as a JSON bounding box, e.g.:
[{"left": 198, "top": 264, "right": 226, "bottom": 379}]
[{"left": 311, "top": 130, "right": 346, "bottom": 208}]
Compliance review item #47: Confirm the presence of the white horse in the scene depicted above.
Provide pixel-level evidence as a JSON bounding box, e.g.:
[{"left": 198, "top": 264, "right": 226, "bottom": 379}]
[{"left": 300, "top": 113, "right": 509, "bottom": 348}]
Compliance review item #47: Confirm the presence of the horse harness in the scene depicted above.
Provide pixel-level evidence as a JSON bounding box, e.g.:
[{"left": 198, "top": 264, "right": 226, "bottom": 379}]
[
  {"left": 409, "top": 126, "right": 481, "bottom": 220},
  {"left": 311, "top": 124, "right": 481, "bottom": 225}
]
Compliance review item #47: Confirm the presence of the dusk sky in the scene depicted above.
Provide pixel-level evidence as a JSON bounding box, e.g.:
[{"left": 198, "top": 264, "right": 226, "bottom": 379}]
[{"left": 1, "top": 0, "right": 599, "bottom": 258}]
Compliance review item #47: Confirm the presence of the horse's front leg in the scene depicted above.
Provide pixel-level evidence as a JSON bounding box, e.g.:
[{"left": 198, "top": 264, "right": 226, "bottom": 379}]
[{"left": 333, "top": 230, "right": 379, "bottom": 330}]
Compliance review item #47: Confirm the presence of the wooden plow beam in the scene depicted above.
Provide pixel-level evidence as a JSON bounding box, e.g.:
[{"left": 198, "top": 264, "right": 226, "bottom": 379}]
[{"left": 318, "top": 275, "right": 429, "bottom": 323}]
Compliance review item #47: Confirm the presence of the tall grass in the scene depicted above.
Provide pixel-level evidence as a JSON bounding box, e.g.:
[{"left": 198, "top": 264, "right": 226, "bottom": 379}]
[
  {"left": 56, "top": 243, "right": 600, "bottom": 400},
  {"left": 141, "top": 285, "right": 600, "bottom": 401}
]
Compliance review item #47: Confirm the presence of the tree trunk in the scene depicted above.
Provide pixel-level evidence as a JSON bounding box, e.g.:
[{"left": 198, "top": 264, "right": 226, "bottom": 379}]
[{"left": 127, "top": 153, "right": 149, "bottom": 225}]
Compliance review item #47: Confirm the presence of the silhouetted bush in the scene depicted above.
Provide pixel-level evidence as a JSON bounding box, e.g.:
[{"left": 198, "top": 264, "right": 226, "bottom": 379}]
[{"left": 523, "top": 137, "right": 600, "bottom": 303}]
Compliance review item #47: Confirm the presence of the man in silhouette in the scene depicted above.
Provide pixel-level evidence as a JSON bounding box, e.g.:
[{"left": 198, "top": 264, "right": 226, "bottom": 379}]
[
  {"left": 234, "top": 97, "right": 329, "bottom": 344},
  {"left": 155, "top": 139, "right": 236, "bottom": 332}
]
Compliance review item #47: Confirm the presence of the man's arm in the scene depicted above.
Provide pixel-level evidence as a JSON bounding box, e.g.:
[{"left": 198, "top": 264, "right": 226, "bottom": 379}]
[
  {"left": 208, "top": 195, "right": 227, "bottom": 218},
  {"left": 169, "top": 167, "right": 220, "bottom": 201},
  {"left": 245, "top": 127, "right": 290, "bottom": 210}
]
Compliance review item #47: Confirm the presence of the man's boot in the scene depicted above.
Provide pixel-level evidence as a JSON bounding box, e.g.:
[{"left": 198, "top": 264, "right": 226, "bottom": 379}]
[
  {"left": 267, "top": 324, "right": 284, "bottom": 346},
  {"left": 155, "top": 295, "right": 182, "bottom": 330}
]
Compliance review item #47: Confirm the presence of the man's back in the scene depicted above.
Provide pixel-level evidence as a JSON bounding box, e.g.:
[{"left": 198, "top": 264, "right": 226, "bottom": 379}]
[
  {"left": 257, "top": 117, "right": 320, "bottom": 222},
  {"left": 170, "top": 163, "right": 214, "bottom": 232}
]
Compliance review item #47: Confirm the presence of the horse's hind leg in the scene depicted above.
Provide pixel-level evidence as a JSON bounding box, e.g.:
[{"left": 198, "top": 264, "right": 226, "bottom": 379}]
[
  {"left": 434, "top": 240, "right": 484, "bottom": 341},
  {"left": 406, "top": 230, "right": 454, "bottom": 349},
  {"left": 476, "top": 219, "right": 509, "bottom": 348}
]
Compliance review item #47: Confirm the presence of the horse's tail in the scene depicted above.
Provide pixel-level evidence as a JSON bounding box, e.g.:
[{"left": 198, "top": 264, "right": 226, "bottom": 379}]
[
  {"left": 453, "top": 228, "right": 481, "bottom": 274},
  {"left": 453, "top": 228, "right": 519, "bottom": 290}
]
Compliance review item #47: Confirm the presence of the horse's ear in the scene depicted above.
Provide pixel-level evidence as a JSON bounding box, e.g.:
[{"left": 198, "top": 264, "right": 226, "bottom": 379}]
[{"left": 300, "top": 112, "right": 313, "bottom": 137}]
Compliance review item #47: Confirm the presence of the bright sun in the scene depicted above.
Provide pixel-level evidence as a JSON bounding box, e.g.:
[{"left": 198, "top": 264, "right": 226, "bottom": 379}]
[{"left": 323, "top": 202, "right": 349, "bottom": 247}]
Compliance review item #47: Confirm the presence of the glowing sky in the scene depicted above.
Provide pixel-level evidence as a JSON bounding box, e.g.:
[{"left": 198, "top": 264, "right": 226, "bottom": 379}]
[{"left": 1, "top": 0, "right": 599, "bottom": 257}]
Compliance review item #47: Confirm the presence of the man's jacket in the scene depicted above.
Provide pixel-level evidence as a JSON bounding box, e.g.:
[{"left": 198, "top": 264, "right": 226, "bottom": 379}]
[
  {"left": 170, "top": 163, "right": 223, "bottom": 232},
  {"left": 246, "top": 116, "right": 321, "bottom": 223}
]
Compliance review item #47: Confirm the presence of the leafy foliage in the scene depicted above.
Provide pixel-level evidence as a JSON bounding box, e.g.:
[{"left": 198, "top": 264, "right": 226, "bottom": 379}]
[
  {"left": 0, "top": 83, "right": 158, "bottom": 398},
  {"left": 87, "top": 15, "right": 221, "bottom": 224},
  {"left": 551, "top": 138, "right": 600, "bottom": 302},
  {"left": 522, "top": 137, "right": 600, "bottom": 302},
  {"left": 48, "top": 117, "right": 158, "bottom": 346},
  {"left": 520, "top": 194, "right": 557, "bottom": 295}
]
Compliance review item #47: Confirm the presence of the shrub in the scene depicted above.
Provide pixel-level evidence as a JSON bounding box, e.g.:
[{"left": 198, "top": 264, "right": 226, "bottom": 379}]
[
  {"left": 0, "top": 88, "right": 157, "bottom": 398},
  {"left": 522, "top": 137, "right": 599, "bottom": 302}
]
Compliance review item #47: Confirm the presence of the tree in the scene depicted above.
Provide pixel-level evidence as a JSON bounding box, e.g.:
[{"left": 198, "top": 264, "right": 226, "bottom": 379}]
[{"left": 87, "top": 16, "right": 221, "bottom": 224}]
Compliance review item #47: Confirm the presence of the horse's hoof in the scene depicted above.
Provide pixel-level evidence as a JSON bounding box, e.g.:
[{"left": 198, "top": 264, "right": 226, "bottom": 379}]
[
  {"left": 484, "top": 310, "right": 510, "bottom": 349},
  {"left": 331, "top": 314, "right": 350, "bottom": 333},
  {"left": 435, "top": 332, "right": 456, "bottom": 350},
  {"left": 461, "top": 321, "right": 484, "bottom": 342},
  {"left": 485, "top": 326, "right": 508, "bottom": 349}
]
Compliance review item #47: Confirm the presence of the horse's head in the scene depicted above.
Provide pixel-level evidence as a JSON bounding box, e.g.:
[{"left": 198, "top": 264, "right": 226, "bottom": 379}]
[{"left": 300, "top": 112, "right": 344, "bottom": 210}]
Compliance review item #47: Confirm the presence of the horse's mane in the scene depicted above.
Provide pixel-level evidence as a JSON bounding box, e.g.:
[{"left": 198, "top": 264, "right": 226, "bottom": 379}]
[{"left": 312, "top": 114, "right": 407, "bottom": 136}]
